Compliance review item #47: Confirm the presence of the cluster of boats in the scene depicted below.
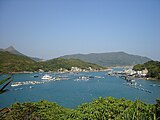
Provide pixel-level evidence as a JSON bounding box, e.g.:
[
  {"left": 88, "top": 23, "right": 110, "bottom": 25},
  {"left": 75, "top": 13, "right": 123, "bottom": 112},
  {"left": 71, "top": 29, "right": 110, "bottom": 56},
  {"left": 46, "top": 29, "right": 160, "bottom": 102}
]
[
  {"left": 11, "top": 74, "right": 70, "bottom": 87},
  {"left": 41, "top": 74, "right": 70, "bottom": 81},
  {"left": 127, "top": 81, "right": 151, "bottom": 94},
  {"left": 11, "top": 72, "right": 108, "bottom": 88},
  {"left": 108, "top": 70, "right": 153, "bottom": 94},
  {"left": 119, "top": 77, "right": 152, "bottom": 93},
  {"left": 123, "top": 82, "right": 151, "bottom": 93},
  {"left": 75, "top": 76, "right": 90, "bottom": 81},
  {"left": 74, "top": 75, "right": 105, "bottom": 81},
  {"left": 41, "top": 74, "right": 105, "bottom": 82},
  {"left": 14, "top": 86, "right": 33, "bottom": 91},
  {"left": 11, "top": 81, "right": 44, "bottom": 87}
]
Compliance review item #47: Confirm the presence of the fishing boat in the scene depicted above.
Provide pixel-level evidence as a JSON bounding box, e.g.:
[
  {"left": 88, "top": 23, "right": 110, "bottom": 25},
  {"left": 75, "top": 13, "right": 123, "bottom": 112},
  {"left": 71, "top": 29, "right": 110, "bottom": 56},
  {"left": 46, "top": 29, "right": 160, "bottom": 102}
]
[{"left": 41, "top": 74, "right": 53, "bottom": 80}]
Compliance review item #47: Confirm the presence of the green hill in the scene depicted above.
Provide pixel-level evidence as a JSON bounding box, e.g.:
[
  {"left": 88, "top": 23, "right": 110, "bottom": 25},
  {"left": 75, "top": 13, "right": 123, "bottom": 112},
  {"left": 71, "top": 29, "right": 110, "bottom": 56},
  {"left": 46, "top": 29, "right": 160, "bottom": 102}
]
[
  {"left": 0, "top": 51, "right": 36, "bottom": 73},
  {"left": 133, "top": 60, "right": 160, "bottom": 79},
  {"left": 0, "top": 46, "right": 43, "bottom": 62},
  {"left": 61, "top": 52, "right": 151, "bottom": 67},
  {"left": 42, "top": 58, "right": 104, "bottom": 71},
  {"left": 1, "top": 46, "right": 152, "bottom": 67},
  {"left": 0, "top": 51, "right": 104, "bottom": 73}
]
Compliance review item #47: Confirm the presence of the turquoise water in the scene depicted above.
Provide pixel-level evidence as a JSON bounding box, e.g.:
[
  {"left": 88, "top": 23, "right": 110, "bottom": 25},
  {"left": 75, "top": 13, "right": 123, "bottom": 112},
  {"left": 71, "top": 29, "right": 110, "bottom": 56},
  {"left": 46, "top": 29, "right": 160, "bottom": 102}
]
[{"left": 0, "top": 72, "right": 160, "bottom": 108}]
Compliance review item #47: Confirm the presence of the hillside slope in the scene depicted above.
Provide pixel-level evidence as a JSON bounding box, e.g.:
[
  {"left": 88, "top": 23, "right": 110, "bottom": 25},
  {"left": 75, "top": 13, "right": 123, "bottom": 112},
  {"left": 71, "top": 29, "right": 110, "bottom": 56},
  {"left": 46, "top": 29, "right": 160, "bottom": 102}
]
[
  {"left": 0, "top": 52, "right": 104, "bottom": 73},
  {"left": 42, "top": 58, "right": 104, "bottom": 71},
  {"left": 61, "top": 52, "right": 151, "bottom": 67},
  {"left": 0, "top": 51, "right": 35, "bottom": 73},
  {"left": 133, "top": 60, "right": 160, "bottom": 79},
  {"left": 0, "top": 46, "right": 43, "bottom": 62}
]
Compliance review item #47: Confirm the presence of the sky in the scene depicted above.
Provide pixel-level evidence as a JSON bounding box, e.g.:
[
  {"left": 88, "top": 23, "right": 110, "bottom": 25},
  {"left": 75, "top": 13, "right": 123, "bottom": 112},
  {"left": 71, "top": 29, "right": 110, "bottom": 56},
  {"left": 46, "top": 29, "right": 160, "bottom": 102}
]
[{"left": 0, "top": 0, "right": 160, "bottom": 60}]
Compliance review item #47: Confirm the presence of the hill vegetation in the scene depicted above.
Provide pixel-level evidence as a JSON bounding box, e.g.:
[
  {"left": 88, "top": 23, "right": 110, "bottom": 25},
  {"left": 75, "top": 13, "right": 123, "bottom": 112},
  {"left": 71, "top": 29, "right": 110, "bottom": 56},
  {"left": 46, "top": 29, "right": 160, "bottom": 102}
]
[
  {"left": 61, "top": 52, "right": 151, "bottom": 67},
  {"left": 133, "top": 60, "right": 160, "bottom": 79},
  {"left": 1, "top": 97, "right": 159, "bottom": 120},
  {"left": 43, "top": 58, "right": 104, "bottom": 71},
  {"left": 1, "top": 46, "right": 152, "bottom": 67},
  {"left": 0, "top": 51, "right": 104, "bottom": 73},
  {"left": 0, "top": 51, "right": 36, "bottom": 73}
]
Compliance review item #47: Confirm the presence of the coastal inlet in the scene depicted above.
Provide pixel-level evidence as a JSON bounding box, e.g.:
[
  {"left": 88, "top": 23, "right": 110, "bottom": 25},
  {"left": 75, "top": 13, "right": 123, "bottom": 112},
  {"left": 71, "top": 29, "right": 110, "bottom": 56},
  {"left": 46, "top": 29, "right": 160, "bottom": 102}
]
[{"left": 0, "top": 71, "right": 160, "bottom": 108}]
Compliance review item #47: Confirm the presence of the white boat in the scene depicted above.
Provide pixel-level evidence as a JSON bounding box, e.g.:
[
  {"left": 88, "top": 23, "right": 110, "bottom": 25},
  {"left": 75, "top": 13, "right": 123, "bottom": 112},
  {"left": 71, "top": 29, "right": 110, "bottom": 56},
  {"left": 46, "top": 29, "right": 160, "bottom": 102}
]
[
  {"left": 41, "top": 74, "right": 53, "bottom": 80},
  {"left": 11, "top": 82, "right": 23, "bottom": 87},
  {"left": 11, "top": 84, "right": 20, "bottom": 87},
  {"left": 75, "top": 76, "right": 89, "bottom": 81}
]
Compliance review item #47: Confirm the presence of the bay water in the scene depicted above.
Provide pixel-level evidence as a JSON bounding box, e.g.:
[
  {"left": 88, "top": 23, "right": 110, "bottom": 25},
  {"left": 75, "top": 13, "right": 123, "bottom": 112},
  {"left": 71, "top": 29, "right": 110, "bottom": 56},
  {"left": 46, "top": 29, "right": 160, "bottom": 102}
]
[{"left": 0, "top": 71, "right": 160, "bottom": 108}]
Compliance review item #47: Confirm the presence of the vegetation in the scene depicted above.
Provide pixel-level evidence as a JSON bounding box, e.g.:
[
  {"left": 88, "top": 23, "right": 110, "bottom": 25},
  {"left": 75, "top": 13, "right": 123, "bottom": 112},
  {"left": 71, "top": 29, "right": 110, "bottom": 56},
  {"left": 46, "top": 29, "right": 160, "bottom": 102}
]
[
  {"left": 0, "top": 51, "right": 36, "bottom": 73},
  {"left": 0, "top": 76, "right": 13, "bottom": 117},
  {"left": 0, "top": 46, "right": 43, "bottom": 61},
  {"left": 42, "top": 58, "right": 104, "bottom": 71},
  {"left": 61, "top": 52, "right": 151, "bottom": 67},
  {"left": 0, "top": 51, "right": 104, "bottom": 73},
  {"left": 1, "top": 97, "right": 159, "bottom": 120},
  {"left": 0, "top": 76, "right": 13, "bottom": 94},
  {"left": 133, "top": 60, "right": 160, "bottom": 79}
]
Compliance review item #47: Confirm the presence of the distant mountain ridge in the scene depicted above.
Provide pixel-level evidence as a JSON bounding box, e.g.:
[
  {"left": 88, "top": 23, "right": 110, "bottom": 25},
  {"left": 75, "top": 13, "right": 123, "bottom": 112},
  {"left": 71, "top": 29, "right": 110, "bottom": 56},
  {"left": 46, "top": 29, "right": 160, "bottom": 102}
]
[
  {"left": 0, "top": 46, "right": 152, "bottom": 67},
  {"left": 0, "top": 46, "right": 43, "bottom": 62},
  {"left": 61, "top": 52, "right": 152, "bottom": 67}
]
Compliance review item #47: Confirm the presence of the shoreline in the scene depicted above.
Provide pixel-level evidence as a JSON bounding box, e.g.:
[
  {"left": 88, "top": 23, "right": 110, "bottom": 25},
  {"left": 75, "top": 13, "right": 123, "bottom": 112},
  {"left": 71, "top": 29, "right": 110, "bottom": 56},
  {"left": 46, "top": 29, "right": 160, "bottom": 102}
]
[
  {"left": 0, "top": 69, "right": 110, "bottom": 74},
  {"left": 1, "top": 69, "right": 159, "bottom": 81}
]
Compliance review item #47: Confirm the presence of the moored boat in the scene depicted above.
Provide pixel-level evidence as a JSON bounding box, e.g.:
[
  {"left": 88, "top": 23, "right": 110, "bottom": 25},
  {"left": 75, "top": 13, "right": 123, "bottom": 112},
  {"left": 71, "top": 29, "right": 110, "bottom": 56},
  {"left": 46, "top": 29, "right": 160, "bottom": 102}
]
[
  {"left": 33, "top": 75, "right": 38, "bottom": 78},
  {"left": 41, "top": 74, "right": 53, "bottom": 80}
]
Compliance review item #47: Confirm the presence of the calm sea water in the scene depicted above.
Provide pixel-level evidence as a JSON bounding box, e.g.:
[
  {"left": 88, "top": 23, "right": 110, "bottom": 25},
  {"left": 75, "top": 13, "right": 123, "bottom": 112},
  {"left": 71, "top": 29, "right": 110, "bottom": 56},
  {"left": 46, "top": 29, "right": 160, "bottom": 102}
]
[{"left": 0, "top": 71, "right": 160, "bottom": 108}]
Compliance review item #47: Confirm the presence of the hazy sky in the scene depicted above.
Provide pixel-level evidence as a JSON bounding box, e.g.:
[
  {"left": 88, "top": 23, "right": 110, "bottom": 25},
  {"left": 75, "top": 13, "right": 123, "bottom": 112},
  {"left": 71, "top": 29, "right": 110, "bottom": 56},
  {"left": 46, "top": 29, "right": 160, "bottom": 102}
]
[{"left": 0, "top": 0, "right": 160, "bottom": 60}]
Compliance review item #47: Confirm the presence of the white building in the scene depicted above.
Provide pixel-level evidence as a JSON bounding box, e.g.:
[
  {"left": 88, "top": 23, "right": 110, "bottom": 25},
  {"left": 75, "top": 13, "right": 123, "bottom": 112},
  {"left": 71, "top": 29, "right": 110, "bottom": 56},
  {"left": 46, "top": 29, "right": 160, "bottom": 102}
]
[{"left": 71, "top": 67, "right": 82, "bottom": 72}]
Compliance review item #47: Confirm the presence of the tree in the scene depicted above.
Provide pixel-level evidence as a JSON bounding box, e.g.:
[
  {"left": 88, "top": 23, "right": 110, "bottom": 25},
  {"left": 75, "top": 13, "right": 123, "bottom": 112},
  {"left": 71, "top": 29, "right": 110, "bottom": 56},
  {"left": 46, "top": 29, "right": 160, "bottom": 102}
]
[
  {"left": 0, "top": 75, "right": 13, "bottom": 94},
  {"left": 0, "top": 75, "right": 13, "bottom": 118}
]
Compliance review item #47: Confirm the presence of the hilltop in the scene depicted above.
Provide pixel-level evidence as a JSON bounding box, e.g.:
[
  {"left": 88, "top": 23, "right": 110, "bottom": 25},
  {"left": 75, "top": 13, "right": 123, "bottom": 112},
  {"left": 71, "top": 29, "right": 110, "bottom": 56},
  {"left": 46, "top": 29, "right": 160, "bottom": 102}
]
[
  {"left": 61, "top": 52, "right": 151, "bottom": 67},
  {"left": 3, "top": 46, "right": 24, "bottom": 56},
  {"left": 0, "top": 46, "right": 43, "bottom": 62}
]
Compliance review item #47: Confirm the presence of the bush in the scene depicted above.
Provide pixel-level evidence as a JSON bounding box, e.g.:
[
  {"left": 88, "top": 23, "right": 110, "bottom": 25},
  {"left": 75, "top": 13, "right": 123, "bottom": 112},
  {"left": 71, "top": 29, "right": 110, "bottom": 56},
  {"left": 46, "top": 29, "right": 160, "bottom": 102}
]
[{"left": 2, "top": 97, "right": 158, "bottom": 120}]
